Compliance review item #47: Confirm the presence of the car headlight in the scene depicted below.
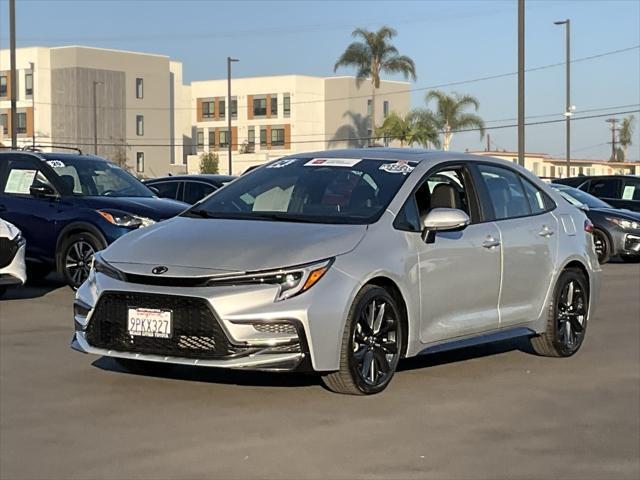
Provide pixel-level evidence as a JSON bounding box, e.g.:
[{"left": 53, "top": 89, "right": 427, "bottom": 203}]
[
  {"left": 92, "top": 253, "right": 126, "bottom": 281},
  {"left": 97, "top": 210, "right": 156, "bottom": 228},
  {"left": 606, "top": 217, "right": 640, "bottom": 230},
  {"left": 208, "top": 258, "right": 333, "bottom": 301}
]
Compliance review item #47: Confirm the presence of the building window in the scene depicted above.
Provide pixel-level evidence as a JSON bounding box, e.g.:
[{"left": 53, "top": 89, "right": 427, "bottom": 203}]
[
  {"left": 208, "top": 128, "right": 216, "bottom": 149},
  {"left": 271, "top": 127, "right": 285, "bottom": 147},
  {"left": 25, "top": 73, "right": 33, "bottom": 96},
  {"left": 253, "top": 97, "right": 267, "bottom": 117},
  {"left": 136, "top": 78, "right": 143, "bottom": 99},
  {"left": 260, "top": 127, "right": 267, "bottom": 147},
  {"left": 231, "top": 99, "right": 237, "bottom": 119},
  {"left": 283, "top": 94, "right": 290, "bottom": 117},
  {"left": 202, "top": 101, "right": 214, "bottom": 119},
  {"left": 17, "top": 112, "right": 27, "bottom": 134},
  {"left": 270, "top": 96, "right": 278, "bottom": 116},
  {"left": 383, "top": 101, "right": 389, "bottom": 118},
  {"left": 248, "top": 128, "right": 255, "bottom": 146},
  {"left": 136, "top": 115, "right": 144, "bottom": 136},
  {"left": 367, "top": 99, "right": 372, "bottom": 116},
  {"left": 197, "top": 129, "right": 204, "bottom": 151},
  {"left": 0, "top": 114, "right": 7, "bottom": 134},
  {"left": 219, "top": 130, "right": 229, "bottom": 148},
  {"left": 0, "top": 76, "right": 7, "bottom": 97},
  {"left": 218, "top": 99, "right": 226, "bottom": 119},
  {"left": 136, "top": 152, "right": 144, "bottom": 173}
]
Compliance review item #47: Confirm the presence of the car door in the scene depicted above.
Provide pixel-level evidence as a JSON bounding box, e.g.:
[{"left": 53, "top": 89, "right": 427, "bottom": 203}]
[
  {"left": 474, "top": 164, "right": 559, "bottom": 328},
  {"left": 395, "top": 164, "right": 501, "bottom": 343},
  {"left": 183, "top": 181, "right": 216, "bottom": 205},
  {"left": 586, "top": 177, "right": 622, "bottom": 207},
  {"left": 0, "top": 155, "right": 63, "bottom": 262}
]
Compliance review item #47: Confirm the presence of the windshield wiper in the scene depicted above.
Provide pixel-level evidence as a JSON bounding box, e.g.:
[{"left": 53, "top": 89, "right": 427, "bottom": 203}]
[{"left": 183, "top": 209, "right": 215, "bottom": 218}]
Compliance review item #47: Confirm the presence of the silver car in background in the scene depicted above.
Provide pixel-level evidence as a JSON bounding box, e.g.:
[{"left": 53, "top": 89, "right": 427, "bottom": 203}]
[
  {"left": 72, "top": 149, "right": 601, "bottom": 395},
  {"left": 0, "top": 219, "right": 27, "bottom": 297}
]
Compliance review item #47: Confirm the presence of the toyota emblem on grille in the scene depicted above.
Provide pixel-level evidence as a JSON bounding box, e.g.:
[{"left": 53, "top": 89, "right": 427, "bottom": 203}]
[{"left": 152, "top": 266, "right": 168, "bottom": 275}]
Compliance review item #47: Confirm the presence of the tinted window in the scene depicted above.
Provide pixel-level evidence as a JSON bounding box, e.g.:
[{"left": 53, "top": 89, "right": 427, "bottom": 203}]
[
  {"left": 521, "top": 178, "right": 554, "bottom": 214},
  {"left": 477, "top": 164, "right": 531, "bottom": 220},
  {"left": 184, "top": 181, "right": 215, "bottom": 204},
  {"left": 621, "top": 178, "right": 640, "bottom": 201},
  {"left": 588, "top": 178, "right": 620, "bottom": 199},
  {"left": 150, "top": 181, "right": 181, "bottom": 200}
]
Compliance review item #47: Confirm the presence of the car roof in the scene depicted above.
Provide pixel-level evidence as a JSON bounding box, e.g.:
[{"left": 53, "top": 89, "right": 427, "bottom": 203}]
[
  {"left": 0, "top": 150, "right": 110, "bottom": 163},
  {"left": 280, "top": 148, "right": 484, "bottom": 163},
  {"left": 144, "top": 174, "right": 236, "bottom": 183}
]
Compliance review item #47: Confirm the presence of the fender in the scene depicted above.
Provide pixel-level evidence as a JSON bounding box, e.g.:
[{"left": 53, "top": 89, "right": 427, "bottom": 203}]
[{"left": 55, "top": 222, "right": 108, "bottom": 273}]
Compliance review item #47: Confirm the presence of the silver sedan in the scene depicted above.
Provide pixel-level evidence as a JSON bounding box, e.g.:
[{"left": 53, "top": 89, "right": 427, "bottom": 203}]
[{"left": 72, "top": 149, "right": 601, "bottom": 395}]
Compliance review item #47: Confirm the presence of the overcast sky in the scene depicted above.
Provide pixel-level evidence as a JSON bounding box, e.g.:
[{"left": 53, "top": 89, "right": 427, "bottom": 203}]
[{"left": 1, "top": 0, "right": 639, "bottom": 160}]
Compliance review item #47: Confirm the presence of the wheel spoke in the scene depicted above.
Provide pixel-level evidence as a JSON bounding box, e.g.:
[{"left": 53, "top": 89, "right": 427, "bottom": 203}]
[
  {"left": 353, "top": 346, "right": 367, "bottom": 361},
  {"left": 373, "top": 348, "right": 390, "bottom": 375},
  {"left": 566, "top": 281, "right": 574, "bottom": 306},
  {"left": 361, "top": 350, "right": 374, "bottom": 380},
  {"left": 373, "top": 302, "right": 385, "bottom": 334},
  {"left": 379, "top": 339, "right": 398, "bottom": 354}
]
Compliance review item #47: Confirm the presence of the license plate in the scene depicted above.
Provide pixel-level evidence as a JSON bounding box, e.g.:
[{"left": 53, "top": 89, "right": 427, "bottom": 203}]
[{"left": 127, "top": 308, "right": 172, "bottom": 338}]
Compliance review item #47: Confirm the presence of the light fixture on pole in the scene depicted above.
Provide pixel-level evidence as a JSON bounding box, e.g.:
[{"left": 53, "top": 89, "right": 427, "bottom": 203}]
[
  {"left": 554, "top": 19, "right": 571, "bottom": 176},
  {"left": 93, "top": 80, "right": 103, "bottom": 155},
  {"left": 227, "top": 57, "right": 239, "bottom": 175},
  {"left": 29, "top": 62, "right": 35, "bottom": 147}
]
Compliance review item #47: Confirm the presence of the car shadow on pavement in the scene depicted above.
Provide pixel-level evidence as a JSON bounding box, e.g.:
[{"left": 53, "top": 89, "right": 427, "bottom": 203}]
[
  {"left": 92, "top": 356, "right": 321, "bottom": 388},
  {"left": 0, "top": 275, "right": 67, "bottom": 301}
]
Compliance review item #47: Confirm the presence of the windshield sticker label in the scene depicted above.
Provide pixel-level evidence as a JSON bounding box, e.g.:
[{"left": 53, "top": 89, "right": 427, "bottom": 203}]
[
  {"left": 305, "top": 158, "right": 361, "bottom": 167},
  {"left": 4, "top": 169, "right": 37, "bottom": 194},
  {"left": 379, "top": 161, "right": 415, "bottom": 174},
  {"left": 46, "top": 160, "right": 66, "bottom": 168},
  {"left": 266, "top": 159, "right": 298, "bottom": 169},
  {"left": 622, "top": 185, "right": 635, "bottom": 200}
]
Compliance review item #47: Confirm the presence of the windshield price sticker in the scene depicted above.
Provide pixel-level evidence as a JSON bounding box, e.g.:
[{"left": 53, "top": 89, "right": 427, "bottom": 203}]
[
  {"left": 305, "top": 158, "right": 361, "bottom": 168},
  {"left": 379, "top": 161, "right": 415, "bottom": 174},
  {"left": 266, "top": 159, "right": 298, "bottom": 169},
  {"left": 46, "top": 160, "right": 66, "bottom": 168}
]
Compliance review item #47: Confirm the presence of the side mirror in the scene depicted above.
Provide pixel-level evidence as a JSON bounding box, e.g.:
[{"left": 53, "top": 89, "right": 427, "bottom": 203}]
[
  {"left": 421, "top": 208, "right": 470, "bottom": 243},
  {"left": 29, "top": 184, "right": 57, "bottom": 198}
]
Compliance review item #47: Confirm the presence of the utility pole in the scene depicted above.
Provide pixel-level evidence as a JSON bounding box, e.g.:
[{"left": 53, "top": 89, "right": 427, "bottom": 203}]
[
  {"left": 29, "top": 62, "right": 35, "bottom": 147},
  {"left": 554, "top": 19, "right": 571, "bottom": 176},
  {"left": 517, "top": 0, "right": 525, "bottom": 167},
  {"left": 93, "top": 81, "right": 103, "bottom": 155},
  {"left": 227, "top": 57, "right": 239, "bottom": 175},
  {"left": 606, "top": 118, "right": 619, "bottom": 161},
  {"left": 9, "top": 0, "right": 17, "bottom": 149},
  {"left": 486, "top": 133, "right": 491, "bottom": 152}
]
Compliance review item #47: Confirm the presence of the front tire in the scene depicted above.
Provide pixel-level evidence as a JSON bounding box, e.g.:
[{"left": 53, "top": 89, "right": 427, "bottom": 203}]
[
  {"left": 530, "top": 269, "right": 589, "bottom": 357},
  {"left": 321, "top": 285, "right": 403, "bottom": 395},
  {"left": 59, "top": 232, "right": 105, "bottom": 289},
  {"left": 593, "top": 229, "right": 610, "bottom": 264}
]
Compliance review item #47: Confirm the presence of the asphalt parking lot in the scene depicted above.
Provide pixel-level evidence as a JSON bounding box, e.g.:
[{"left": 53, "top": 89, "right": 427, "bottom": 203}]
[{"left": 0, "top": 264, "right": 638, "bottom": 480}]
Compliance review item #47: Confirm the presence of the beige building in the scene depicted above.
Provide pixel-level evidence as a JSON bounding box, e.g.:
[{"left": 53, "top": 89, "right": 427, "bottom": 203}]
[
  {"left": 470, "top": 151, "right": 640, "bottom": 178},
  {"left": 187, "top": 75, "right": 410, "bottom": 174},
  {"left": 1, "top": 46, "right": 191, "bottom": 177}
]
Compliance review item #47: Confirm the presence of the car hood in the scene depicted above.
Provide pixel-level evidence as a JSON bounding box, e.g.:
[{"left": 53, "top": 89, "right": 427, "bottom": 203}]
[
  {"left": 76, "top": 196, "right": 188, "bottom": 220},
  {"left": 591, "top": 207, "right": 640, "bottom": 221},
  {"left": 102, "top": 217, "right": 367, "bottom": 274}
]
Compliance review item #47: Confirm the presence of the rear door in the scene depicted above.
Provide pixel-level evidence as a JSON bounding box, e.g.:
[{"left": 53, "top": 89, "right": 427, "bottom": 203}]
[
  {"left": 148, "top": 180, "right": 182, "bottom": 201},
  {"left": 183, "top": 181, "right": 217, "bottom": 204},
  {"left": 474, "top": 164, "right": 559, "bottom": 328}
]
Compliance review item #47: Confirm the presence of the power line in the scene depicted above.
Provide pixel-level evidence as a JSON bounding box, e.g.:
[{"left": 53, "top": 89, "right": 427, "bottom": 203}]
[{"left": 26, "top": 108, "right": 640, "bottom": 148}]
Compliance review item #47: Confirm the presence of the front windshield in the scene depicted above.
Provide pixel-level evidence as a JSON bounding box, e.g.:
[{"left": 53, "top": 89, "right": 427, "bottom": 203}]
[
  {"left": 185, "top": 157, "right": 418, "bottom": 224},
  {"left": 46, "top": 157, "right": 154, "bottom": 198},
  {"left": 553, "top": 185, "right": 611, "bottom": 209}
]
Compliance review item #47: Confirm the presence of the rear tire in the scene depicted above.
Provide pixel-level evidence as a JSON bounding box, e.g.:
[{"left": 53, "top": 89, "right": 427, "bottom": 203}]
[
  {"left": 321, "top": 285, "right": 403, "bottom": 395},
  {"left": 113, "top": 358, "right": 174, "bottom": 376},
  {"left": 59, "top": 232, "right": 105, "bottom": 289},
  {"left": 531, "top": 269, "right": 589, "bottom": 357},
  {"left": 592, "top": 229, "right": 611, "bottom": 264}
]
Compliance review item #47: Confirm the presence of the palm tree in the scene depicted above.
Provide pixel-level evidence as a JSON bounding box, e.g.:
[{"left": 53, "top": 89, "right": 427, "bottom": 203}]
[
  {"left": 334, "top": 26, "right": 416, "bottom": 137},
  {"left": 425, "top": 90, "right": 485, "bottom": 151},
  {"left": 619, "top": 115, "right": 635, "bottom": 161},
  {"left": 376, "top": 111, "right": 441, "bottom": 148}
]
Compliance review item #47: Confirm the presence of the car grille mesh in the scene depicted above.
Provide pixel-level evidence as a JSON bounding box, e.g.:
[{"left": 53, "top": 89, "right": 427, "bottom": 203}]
[
  {"left": 85, "top": 291, "right": 246, "bottom": 359},
  {"left": 252, "top": 323, "right": 297, "bottom": 335},
  {"left": 0, "top": 238, "right": 19, "bottom": 269}
]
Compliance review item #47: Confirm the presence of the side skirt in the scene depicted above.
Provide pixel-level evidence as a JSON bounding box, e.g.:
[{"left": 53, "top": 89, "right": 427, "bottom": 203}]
[{"left": 417, "top": 327, "right": 536, "bottom": 357}]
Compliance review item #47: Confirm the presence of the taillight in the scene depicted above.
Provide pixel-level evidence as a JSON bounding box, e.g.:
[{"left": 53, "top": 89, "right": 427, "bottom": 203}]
[{"left": 584, "top": 219, "right": 594, "bottom": 233}]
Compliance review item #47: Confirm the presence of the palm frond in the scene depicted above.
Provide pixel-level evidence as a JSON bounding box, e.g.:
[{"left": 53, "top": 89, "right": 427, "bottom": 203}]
[
  {"left": 382, "top": 55, "right": 417, "bottom": 81},
  {"left": 452, "top": 113, "right": 485, "bottom": 138}
]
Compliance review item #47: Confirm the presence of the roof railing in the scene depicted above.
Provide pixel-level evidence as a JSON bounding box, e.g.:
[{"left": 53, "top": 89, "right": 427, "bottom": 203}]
[{"left": 21, "top": 145, "right": 84, "bottom": 155}]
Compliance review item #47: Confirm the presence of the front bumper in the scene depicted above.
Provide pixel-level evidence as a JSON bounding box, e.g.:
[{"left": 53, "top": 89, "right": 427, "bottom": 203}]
[{"left": 622, "top": 233, "right": 640, "bottom": 255}]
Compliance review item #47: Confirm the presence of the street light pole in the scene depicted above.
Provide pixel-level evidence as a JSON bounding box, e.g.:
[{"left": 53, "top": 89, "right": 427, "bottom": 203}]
[
  {"left": 9, "top": 0, "right": 17, "bottom": 149},
  {"left": 227, "top": 57, "right": 239, "bottom": 175},
  {"left": 517, "top": 0, "right": 525, "bottom": 167},
  {"left": 555, "top": 19, "right": 571, "bottom": 176},
  {"left": 29, "top": 62, "right": 35, "bottom": 147},
  {"left": 93, "top": 81, "right": 103, "bottom": 155}
]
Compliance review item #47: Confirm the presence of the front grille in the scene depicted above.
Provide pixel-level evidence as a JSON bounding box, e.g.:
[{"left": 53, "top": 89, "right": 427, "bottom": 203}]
[
  {"left": 0, "top": 238, "right": 19, "bottom": 269},
  {"left": 253, "top": 323, "right": 297, "bottom": 335},
  {"left": 85, "top": 291, "right": 248, "bottom": 359}
]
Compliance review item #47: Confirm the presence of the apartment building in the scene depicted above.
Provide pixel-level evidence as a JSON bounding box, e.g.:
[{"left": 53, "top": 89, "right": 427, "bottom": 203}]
[
  {"left": 0, "top": 46, "right": 191, "bottom": 177},
  {"left": 470, "top": 151, "right": 639, "bottom": 177},
  {"left": 188, "top": 75, "right": 410, "bottom": 174}
]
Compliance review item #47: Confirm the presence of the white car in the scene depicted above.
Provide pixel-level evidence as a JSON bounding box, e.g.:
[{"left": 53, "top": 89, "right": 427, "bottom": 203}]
[{"left": 0, "top": 219, "right": 27, "bottom": 296}]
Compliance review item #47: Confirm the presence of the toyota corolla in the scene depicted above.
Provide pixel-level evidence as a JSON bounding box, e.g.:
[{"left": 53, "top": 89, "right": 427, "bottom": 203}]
[{"left": 72, "top": 149, "right": 601, "bottom": 395}]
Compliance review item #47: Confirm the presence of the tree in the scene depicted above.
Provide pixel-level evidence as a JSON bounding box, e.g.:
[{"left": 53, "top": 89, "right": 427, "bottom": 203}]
[
  {"left": 200, "top": 152, "right": 219, "bottom": 174},
  {"left": 425, "top": 90, "right": 485, "bottom": 151},
  {"left": 375, "top": 110, "right": 441, "bottom": 148},
  {"left": 334, "top": 26, "right": 416, "bottom": 137},
  {"left": 619, "top": 115, "right": 635, "bottom": 161}
]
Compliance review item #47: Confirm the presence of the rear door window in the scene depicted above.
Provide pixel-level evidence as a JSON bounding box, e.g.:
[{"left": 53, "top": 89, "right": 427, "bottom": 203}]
[
  {"left": 150, "top": 181, "right": 181, "bottom": 200},
  {"left": 477, "top": 165, "right": 531, "bottom": 220},
  {"left": 588, "top": 178, "right": 620, "bottom": 199},
  {"left": 184, "top": 181, "right": 216, "bottom": 204},
  {"left": 521, "top": 178, "right": 555, "bottom": 214}
]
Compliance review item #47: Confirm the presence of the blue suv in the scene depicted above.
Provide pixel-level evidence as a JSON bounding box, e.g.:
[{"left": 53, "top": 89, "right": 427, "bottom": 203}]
[{"left": 0, "top": 150, "right": 188, "bottom": 288}]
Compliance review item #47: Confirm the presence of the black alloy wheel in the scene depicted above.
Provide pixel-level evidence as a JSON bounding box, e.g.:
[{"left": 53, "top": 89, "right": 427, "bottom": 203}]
[
  {"left": 322, "top": 285, "right": 403, "bottom": 395},
  {"left": 592, "top": 229, "right": 610, "bottom": 264},
  {"left": 60, "top": 232, "right": 104, "bottom": 289}
]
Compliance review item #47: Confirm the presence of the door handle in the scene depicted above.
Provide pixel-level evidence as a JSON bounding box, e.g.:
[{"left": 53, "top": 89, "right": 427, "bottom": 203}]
[
  {"left": 482, "top": 236, "right": 501, "bottom": 249},
  {"left": 538, "top": 225, "right": 555, "bottom": 237}
]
